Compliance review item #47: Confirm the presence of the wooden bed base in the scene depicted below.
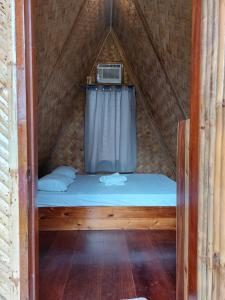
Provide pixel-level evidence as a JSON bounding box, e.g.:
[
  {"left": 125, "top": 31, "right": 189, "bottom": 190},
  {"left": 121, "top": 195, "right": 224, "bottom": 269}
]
[{"left": 39, "top": 206, "right": 176, "bottom": 231}]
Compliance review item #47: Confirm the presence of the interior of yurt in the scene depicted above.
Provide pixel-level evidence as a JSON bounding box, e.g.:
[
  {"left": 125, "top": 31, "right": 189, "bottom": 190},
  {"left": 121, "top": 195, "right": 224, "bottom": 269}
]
[{"left": 35, "top": 0, "right": 192, "bottom": 299}]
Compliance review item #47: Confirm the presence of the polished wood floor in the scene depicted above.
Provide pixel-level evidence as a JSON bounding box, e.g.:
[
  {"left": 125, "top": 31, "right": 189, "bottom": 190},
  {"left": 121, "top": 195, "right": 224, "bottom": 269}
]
[{"left": 39, "top": 230, "right": 176, "bottom": 300}]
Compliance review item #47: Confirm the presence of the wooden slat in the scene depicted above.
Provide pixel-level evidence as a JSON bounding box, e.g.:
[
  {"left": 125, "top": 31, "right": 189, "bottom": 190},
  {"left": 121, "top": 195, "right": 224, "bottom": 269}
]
[
  {"left": 176, "top": 121, "right": 186, "bottom": 300},
  {"left": 189, "top": 0, "right": 201, "bottom": 298},
  {"left": 0, "top": 1, "right": 20, "bottom": 300},
  {"left": 40, "top": 218, "right": 176, "bottom": 231},
  {"left": 184, "top": 120, "right": 190, "bottom": 300},
  {"left": 39, "top": 206, "right": 176, "bottom": 219},
  {"left": 176, "top": 120, "right": 190, "bottom": 300},
  {"left": 25, "top": 0, "right": 39, "bottom": 299},
  {"left": 39, "top": 206, "right": 176, "bottom": 231},
  {"left": 196, "top": 1, "right": 225, "bottom": 299}
]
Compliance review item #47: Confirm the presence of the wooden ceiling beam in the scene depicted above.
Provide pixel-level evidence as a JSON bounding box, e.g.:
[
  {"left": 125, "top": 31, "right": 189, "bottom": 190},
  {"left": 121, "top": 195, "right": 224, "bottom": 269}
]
[{"left": 133, "top": 0, "right": 187, "bottom": 119}]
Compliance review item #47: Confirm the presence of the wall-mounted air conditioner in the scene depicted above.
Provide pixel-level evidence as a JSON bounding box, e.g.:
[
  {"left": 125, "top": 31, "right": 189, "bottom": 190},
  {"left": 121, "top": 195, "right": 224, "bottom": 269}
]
[{"left": 97, "top": 63, "right": 123, "bottom": 84}]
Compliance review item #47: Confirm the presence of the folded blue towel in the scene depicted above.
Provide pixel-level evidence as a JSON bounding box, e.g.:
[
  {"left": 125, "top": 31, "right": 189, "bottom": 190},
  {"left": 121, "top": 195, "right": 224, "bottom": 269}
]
[{"left": 99, "top": 173, "right": 127, "bottom": 186}]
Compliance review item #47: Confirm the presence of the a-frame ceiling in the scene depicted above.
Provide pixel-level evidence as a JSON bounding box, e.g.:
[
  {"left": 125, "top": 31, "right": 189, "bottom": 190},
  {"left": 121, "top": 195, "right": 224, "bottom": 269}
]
[{"left": 36, "top": 0, "right": 192, "bottom": 176}]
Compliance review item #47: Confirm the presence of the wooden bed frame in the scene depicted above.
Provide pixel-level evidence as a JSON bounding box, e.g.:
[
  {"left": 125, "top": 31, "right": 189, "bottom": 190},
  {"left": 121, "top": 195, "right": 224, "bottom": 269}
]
[{"left": 39, "top": 206, "right": 176, "bottom": 231}]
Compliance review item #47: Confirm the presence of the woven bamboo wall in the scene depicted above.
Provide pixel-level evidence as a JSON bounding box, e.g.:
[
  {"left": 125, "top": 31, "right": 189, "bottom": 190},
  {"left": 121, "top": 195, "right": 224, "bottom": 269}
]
[
  {"left": 89, "top": 33, "right": 131, "bottom": 84},
  {"left": 113, "top": 0, "right": 191, "bottom": 163},
  {"left": 0, "top": 1, "right": 20, "bottom": 299},
  {"left": 47, "top": 32, "right": 173, "bottom": 177},
  {"left": 48, "top": 91, "right": 85, "bottom": 173},
  {"left": 136, "top": 96, "right": 173, "bottom": 177},
  {"left": 35, "top": 0, "right": 84, "bottom": 93},
  {"left": 135, "top": 0, "right": 192, "bottom": 116},
  {"left": 36, "top": 0, "right": 192, "bottom": 176},
  {"left": 36, "top": 0, "right": 108, "bottom": 169}
]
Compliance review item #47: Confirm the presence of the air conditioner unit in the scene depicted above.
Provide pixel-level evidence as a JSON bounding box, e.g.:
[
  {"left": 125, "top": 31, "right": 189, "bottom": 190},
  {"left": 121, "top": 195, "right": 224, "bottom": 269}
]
[{"left": 97, "top": 64, "right": 123, "bottom": 84}]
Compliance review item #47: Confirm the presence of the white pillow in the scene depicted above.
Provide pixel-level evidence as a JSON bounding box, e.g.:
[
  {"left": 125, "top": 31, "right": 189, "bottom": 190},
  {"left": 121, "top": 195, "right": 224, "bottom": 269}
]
[
  {"left": 52, "top": 166, "right": 78, "bottom": 179},
  {"left": 38, "top": 174, "right": 74, "bottom": 192}
]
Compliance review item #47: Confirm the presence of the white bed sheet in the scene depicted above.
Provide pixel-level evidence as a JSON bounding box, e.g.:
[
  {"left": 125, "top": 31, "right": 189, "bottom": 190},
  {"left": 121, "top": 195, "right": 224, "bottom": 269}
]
[{"left": 36, "top": 174, "right": 176, "bottom": 207}]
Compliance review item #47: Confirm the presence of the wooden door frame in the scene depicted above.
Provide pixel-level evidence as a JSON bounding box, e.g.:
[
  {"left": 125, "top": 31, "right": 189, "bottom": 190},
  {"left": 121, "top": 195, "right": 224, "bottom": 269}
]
[
  {"left": 15, "top": 0, "right": 201, "bottom": 299},
  {"left": 188, "top": 0, "right": 201, "bottom": 299},
  {"left": 16, "top": 0, "right": 38, "bottom": 299}
]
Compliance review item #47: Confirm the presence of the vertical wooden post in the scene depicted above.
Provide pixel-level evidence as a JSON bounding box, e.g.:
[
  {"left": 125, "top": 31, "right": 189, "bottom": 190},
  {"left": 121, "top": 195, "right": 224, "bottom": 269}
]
[
  {"left": 25, "top": 0, "right": 39, "bottom": 299},
  {"left": 177, "top": 120, "right": 190, "bottom": 300},
  {"left": 16, "top": 0, "right": 29, "bottom": 298},
  {"left": 197, "top": 0, "right": 225, "bottom": 299},
  {"left": 188, "top": 0, "right": 201, "bottom": 298},
  {"left": 16, "top": 0, "right": 38, "bottom": 299}
]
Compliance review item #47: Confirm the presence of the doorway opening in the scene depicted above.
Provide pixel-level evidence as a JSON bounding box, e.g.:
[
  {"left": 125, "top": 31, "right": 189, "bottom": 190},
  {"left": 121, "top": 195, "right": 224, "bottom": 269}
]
[{"left": 30, "top": 0, "right": 195, "bottom": 299}]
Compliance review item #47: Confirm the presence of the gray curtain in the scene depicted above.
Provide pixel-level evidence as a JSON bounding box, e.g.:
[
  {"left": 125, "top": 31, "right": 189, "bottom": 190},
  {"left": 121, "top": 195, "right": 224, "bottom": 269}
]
[{"left": 85, "top": 86, "right": 136, "bottom": 173}]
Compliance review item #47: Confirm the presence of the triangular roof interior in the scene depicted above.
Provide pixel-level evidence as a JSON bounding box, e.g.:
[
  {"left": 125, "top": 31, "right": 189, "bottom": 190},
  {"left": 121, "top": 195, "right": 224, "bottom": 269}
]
[{"left": 36, "top": 0, "right": 192, "bottom": 178}]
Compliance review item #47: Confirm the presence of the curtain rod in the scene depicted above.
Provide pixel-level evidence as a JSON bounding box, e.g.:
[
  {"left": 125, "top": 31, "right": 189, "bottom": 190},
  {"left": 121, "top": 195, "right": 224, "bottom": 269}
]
[{"left": 81, "top": 84, "right": 134, "bottom": 90}]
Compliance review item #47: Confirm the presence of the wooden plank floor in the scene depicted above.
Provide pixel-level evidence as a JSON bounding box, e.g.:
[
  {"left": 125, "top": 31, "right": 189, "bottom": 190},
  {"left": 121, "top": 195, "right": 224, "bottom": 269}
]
[{"left": 39, "top": 230, "right": 176, "bottom": 300}]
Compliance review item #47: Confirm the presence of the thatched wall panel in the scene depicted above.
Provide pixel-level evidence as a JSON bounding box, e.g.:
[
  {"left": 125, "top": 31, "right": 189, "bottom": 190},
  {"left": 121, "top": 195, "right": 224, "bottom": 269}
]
[
  {"left": 48, "top": 32, "right": 173, "bottom": 177},
  {"left": 37, "top": 0, "right": 191, "bottom": 174},
  {"left": 136, "top": 0, "right": 192, "bottom": 115},
  {"left": 48, "top": 92, "right": 85, "bottom": 173},
  {"left": 90, "top": 33, "right": 131, "bottom": 84},
  {"left": 35, "top": 0, "right": 84, "bottom": 93},
  {"left": 113, "top": 0, "right": 190, "bottom": 162},
  {"left": 37, "top": 0, "right": 108, "bottom": 167},
  {"left": 136, "top": 96, "right": 173, "bottom": 177}
]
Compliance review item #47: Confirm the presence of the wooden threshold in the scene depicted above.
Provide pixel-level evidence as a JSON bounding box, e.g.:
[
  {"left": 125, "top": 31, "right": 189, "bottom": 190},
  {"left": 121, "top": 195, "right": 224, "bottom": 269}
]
[{"left": 39, "top": 206, "right": 176, "bottom": 231}]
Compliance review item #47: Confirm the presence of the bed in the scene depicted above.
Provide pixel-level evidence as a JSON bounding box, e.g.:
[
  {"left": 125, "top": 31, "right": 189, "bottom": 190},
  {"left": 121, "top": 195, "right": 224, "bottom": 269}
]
[{"left": 38, "top": 174, "right": 177, "bottom": 231}]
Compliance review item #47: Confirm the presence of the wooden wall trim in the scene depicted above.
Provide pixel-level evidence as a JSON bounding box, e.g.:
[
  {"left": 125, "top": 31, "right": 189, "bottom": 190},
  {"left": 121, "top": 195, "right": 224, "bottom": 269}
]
[
  {"left": 24, "top": 0, "right": 38, "bottom": 298},
  {"left": 39, "top": 206, "right": 176, "bottom": 231},
  {"left": 176, "top": 121, "right": 186, "bottom": 300},
  {"left": 133, "top": 0, "right": 187, "bottom": 120},
  {"left": 176, "top": 120, "right": 190, "bottom": 300},
  {"left": 15, "top": 0, "right": 30, "bottom": 298},
  {"left": 214, "top": 3, "right": 225, "bottom": 299},
  {"left": 16, "top": 0, "right": 39, "bottom": 299},
  {"left": 188, "top": 0, "right": 202, "bottom": 298}
]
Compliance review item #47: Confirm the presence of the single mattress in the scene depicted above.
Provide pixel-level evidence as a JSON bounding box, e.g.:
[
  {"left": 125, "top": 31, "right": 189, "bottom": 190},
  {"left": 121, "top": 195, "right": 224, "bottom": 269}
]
[{"left": 36, "top": 174, "right": 176, "bottom": 207}]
